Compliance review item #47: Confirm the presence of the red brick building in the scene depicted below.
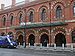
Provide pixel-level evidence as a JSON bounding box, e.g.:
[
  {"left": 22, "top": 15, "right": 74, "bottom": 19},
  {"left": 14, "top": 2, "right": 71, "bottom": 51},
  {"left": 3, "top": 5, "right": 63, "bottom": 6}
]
[{"left": 0, "top": 0, "right": 75, "bottom": 47}]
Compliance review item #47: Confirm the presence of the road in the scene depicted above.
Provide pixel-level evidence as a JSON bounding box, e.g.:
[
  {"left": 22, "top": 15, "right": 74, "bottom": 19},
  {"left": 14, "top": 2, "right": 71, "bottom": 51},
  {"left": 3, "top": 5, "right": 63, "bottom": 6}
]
[{"left": 0, "top": 48, "right": 75, "bottom": 56}]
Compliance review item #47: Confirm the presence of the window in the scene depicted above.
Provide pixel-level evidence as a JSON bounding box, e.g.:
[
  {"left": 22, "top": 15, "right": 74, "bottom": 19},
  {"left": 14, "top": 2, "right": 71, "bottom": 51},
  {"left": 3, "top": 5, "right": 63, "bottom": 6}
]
[
  {"left": 10, "top": 16, "right": 13, "bottom": 25},
  {"left": 73, "top": 3, "right": 75, "bottom": 16},
  {"left": 56, "top": 6, "right": 62, "bottom": 18},
  {"left": 72, "top": 30, "right": 75, "bottom": 43},
  {"left": 19, "top": 14, "right": 23, "bottom": 23},
  {"left": 3, "top": 17, "right": 6, "bottom": 26},
  {"left": 29, "top": 11, "right": 33, "bottom": 22},
  {"left": 41, "top": 8, "right": 46, "bottom": 21}
]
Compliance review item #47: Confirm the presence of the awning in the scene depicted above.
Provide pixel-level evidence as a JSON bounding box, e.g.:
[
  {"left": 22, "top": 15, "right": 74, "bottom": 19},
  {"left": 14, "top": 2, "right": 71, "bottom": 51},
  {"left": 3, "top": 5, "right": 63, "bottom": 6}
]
[{"left": 15, "top": 22, "right": 67, "bottom": 29}]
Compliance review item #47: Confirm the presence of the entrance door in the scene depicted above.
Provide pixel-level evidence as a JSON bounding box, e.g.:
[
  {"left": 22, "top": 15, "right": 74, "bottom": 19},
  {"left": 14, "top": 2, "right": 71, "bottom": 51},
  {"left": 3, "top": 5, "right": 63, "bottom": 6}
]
[
  {"left": 72, "top": 30, "right": 75, "bottom": 43},
  {"left": 18, "top": 35, "right": 23, "bottom": 45},
  {"left": 41, "top": 34, "right": 49, "bottom": 47},
  {"left": 55, "top": 33, "right": 66, "bottom": 47},
  {"left": 29, "top": 34, "right": 35, "bottom": 46}
]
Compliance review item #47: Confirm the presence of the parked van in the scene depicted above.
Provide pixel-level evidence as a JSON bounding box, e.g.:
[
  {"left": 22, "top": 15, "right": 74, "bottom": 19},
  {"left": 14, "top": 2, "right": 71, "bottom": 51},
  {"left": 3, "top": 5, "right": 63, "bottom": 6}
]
[{"left": 0, "top": 36, "right": 17, "bottom": 48}]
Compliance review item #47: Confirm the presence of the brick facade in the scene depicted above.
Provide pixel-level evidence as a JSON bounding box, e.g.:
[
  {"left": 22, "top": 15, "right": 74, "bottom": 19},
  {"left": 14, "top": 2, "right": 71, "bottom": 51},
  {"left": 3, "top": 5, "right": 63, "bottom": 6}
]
[{"left": 0, "top": 0, "right": 75, "bottom": 47}]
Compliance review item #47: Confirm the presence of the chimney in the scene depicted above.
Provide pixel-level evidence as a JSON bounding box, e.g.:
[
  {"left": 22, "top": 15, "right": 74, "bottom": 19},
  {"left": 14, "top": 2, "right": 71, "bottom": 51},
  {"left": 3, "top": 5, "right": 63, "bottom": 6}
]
[
  {"left": 25, "top": 0, "right": 29, "bottom": 3},
  {"left": 12, "top": 0, "right": 16, "bottom": 6},
  {"left": 1, "top": 4, "right": 5, "bottom": 10}
]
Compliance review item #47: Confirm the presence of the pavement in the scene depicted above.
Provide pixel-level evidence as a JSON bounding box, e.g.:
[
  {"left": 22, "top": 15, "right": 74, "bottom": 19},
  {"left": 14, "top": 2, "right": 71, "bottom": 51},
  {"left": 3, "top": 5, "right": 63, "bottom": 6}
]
[
  {"left": 17, "top": 46, "right": 75, "bottom": 52},
  {"left": 0, "top": 46, "right": 75, "bottom": 56},
  {"left": 16, "top": 46, "right": 75, "bottom": 56}
]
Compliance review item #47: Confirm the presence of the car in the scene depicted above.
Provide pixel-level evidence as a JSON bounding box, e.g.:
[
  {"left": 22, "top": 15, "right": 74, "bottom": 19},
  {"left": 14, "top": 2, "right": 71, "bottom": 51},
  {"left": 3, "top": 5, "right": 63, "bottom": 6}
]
[{"left": 0, "top": 36, "right": 17, "bottom": 48}]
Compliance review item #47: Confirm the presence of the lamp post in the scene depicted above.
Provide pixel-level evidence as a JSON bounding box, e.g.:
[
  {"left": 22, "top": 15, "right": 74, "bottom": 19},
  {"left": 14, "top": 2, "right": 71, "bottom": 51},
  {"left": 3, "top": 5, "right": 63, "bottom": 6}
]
[{"left": 20, "top": 22, "right": 26, "bottom": 48}]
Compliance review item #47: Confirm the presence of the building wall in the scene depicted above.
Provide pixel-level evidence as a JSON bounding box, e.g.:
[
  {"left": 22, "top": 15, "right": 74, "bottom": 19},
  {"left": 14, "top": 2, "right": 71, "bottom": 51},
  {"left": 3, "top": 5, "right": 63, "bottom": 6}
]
[{"left": 0, "top": 0, "right": 75, "bottom": 46}]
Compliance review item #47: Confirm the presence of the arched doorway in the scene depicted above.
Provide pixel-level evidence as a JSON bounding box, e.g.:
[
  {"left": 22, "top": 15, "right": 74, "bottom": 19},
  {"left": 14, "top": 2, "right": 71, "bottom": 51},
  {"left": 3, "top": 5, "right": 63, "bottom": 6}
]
[
  {"left": 28, "top": 34, "right": 35, "bottom": 46},
  {"left": 17, "top": 35, "right": 23, "bottom": 45},
  {"left": 71, "top": 30, "right": 75, "bottom": 43},
  {"left": 55, "top": 33, "right": 66, "bottom": 47},
  {"left": 40, "top": 34, "right": 49, "bottom": 47}
]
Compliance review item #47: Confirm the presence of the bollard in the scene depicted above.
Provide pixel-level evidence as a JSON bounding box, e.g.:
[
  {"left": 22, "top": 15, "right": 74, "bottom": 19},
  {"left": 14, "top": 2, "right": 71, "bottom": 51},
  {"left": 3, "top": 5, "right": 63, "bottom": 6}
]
[
  {"left": 18, "top": 42, "right": 20, "bottom": 48},
  {"left": 54, "top": 43, "right": 56, "bottom": 50},
  {"left": 40, "top": 43, "right": 42, "bottom": 48},
  {"left": 19, "top": 42, "right": 20, "bottom": 45},
  {"left": 29, "top": 43, "right": 30, "bottom": 48},
  {"left": 23, "top": 42, "right": 26, "bottom": 48},
  {"left": 34, "top": 43, "right": 36, "bottom": 47},
  {"left": 62, "top": 44, "right": 64, "bottom": 50},
  {"left": 47, "top": 44, "right": 49, "bottom": 48},
  {"left": 71, "top": 43, "right": 73, "bottom": 51}
]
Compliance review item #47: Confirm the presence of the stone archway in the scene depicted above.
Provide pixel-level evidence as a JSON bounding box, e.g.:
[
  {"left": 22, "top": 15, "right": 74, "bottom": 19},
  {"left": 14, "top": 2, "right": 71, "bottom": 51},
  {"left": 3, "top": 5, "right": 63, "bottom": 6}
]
[
  {"left": 28, "top": 34, "right": 35, "bottom": 46},
  {"left": 17, "top": 35, "right": 23, "bottom": 45},
  {"left": 40, "top": 34, "right": 49, "bottom": 47},
  {"left": 16, "top": 31, "right": 24, "bottom": 45},
  {"left": 55, "top": 33, "right": 66, "bottom": 47}
]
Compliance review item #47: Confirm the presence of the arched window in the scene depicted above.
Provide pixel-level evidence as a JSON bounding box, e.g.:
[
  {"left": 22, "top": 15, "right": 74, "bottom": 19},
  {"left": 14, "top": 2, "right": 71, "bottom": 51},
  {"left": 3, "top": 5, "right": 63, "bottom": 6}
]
[
  {"left": 10, "top": 16, "right": 13, "bottom": 25},
  {"left": 3, "top": 17, "right": 6, "bottom": 26},
  {"left": 29, "top": 11, "right": 33, "bottom": 22},
  {"left": 19, "top": 14, "right": 23, "bottom": 23},
  {"left": 73, "top": 3, "right": 75, "bottom": 16},
  {"left": 41, "top": 8, "right": 46, "bottom": 21},
  {"left": 56, "top": 6, "right": 62, "bottom": 18}
]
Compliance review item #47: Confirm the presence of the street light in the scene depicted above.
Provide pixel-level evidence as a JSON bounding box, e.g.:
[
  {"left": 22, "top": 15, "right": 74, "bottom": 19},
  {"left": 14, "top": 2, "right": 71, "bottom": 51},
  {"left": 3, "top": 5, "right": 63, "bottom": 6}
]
[{"left": 20, "top": 22, "right": 26, "bottom": 48}]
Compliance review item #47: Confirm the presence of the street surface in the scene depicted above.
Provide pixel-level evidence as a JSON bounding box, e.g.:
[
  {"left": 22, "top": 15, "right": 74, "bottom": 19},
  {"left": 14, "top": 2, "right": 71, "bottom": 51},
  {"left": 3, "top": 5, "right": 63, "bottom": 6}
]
[{"left": 0, "top": 48, "right": 75, "bottom": 56}]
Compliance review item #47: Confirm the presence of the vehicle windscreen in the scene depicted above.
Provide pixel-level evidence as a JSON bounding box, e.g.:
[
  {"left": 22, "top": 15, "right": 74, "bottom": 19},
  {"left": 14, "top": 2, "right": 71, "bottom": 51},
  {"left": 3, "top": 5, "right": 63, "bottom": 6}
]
[
  {"left": 0, "top": 37, "right": 3, "bottom": 40},
  {"left": 0, "top": 36, "right": 6, "bottom": 40}
]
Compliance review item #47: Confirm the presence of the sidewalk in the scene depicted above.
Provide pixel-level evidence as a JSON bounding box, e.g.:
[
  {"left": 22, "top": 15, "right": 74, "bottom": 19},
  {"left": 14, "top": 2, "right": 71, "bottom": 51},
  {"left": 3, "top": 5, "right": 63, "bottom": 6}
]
[
  {"left": 34, "top": 47, "right": 75, "bottom": 52},
  {"left": 17, "top": 46, "right": 75, "bottom": 52}
]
